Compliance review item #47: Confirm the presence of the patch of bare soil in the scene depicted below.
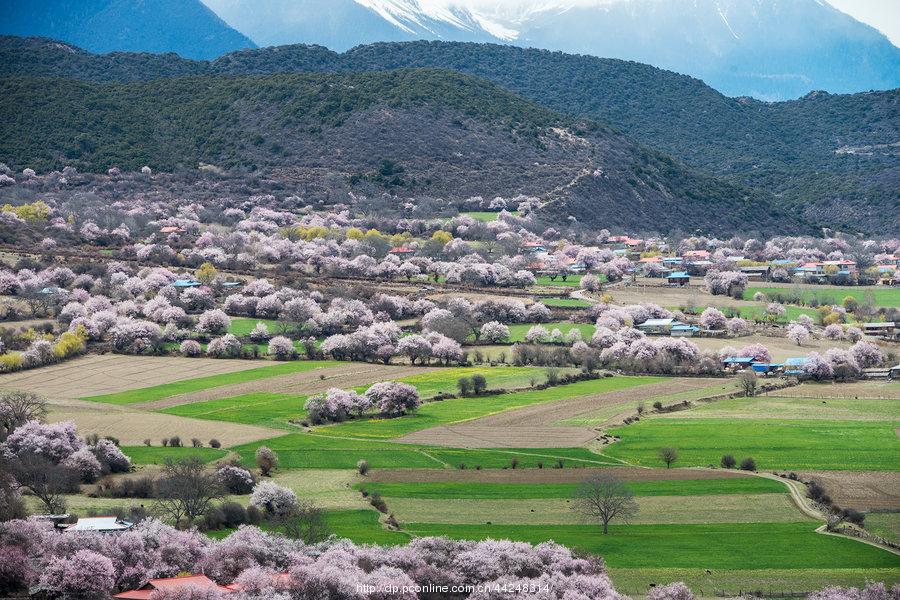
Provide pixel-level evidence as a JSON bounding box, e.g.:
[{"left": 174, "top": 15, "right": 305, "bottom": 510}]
[
  {"left": 395, "top": 378, "right": 720, "bottom": 448},
  {"left": 796, "top": 471, "right": 900, "bottom": 511},
  {"left": 134, "top": 364, "right": 441, "bottom": 410},
  {"left": 369, "top": 466, "right": 751, "bottom": 484},
  {"left": 0, "top": 354, "right": 261, "bottom": 400},
  {"left": 46, "top": 404, "right": 280, "bottom": 446}
]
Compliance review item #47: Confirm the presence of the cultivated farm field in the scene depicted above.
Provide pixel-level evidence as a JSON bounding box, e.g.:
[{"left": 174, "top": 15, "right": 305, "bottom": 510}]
[{"left": 26, "top": 356, "right": 896, "bottom": 591}]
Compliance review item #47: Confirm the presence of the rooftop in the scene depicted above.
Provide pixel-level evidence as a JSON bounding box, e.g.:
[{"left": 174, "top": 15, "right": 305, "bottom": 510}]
[{"left": 65, "top": 516, "right": 132, "bottom": 532}]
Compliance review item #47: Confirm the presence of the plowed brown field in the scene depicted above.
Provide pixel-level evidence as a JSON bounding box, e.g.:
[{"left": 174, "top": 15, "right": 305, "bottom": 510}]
[
  {"left": 395, "top": 378, "right": 723, "bottom": 448},
  {"left": 0, "top": 354, "right": 261, "bottom": 399}
]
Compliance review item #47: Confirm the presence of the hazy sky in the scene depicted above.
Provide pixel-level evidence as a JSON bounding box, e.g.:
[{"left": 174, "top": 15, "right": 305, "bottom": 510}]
[
  {"left": 826, "top": 0, "right": 900, "bottom": 45},
  {"left": 203, "top": 0, "right": 900, "bottom": 46}
]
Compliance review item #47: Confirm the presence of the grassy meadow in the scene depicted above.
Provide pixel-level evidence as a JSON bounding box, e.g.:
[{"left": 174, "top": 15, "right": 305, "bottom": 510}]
[
  {"left": 604, "top": 418, "right": 899, "bottom": 471},
  {"left": 357, "top": 477, "right": 787, "bottom": 499},
  {"left": 744, "top": 286, "right": 900, "bottom": 308}
]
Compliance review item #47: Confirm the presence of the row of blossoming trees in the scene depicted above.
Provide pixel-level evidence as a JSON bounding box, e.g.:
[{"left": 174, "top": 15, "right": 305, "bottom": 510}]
[
  {"left": 0, "top": 260, "right": 886, "bottom": 380},
  {"left": 0, "top": 514, "right": 894, "bottom": 600}
]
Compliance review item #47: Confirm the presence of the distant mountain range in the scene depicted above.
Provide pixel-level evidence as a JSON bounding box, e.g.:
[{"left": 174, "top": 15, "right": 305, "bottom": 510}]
[
  {"left": 1, "top": 0, "right": 897, "bottom": 99},
  {"left": 0, "top": 0, "right": 254, "bottom": 60},
  {"left": 202, "top": 0, "right": 900, "bottom": 100},
  {"left": 3, "top": 37, "right": 895, "bottom": 234}
]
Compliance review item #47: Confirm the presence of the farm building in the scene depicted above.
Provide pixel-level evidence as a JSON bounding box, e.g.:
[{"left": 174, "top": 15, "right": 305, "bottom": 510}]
[
  {"left": 784, "top": 357, "right": 808, "bottom": 376},
  {"left": 521, "top": 241, "right": 546, "bottom": 253},
  {"left": 638, "top": 318, "right": 681, "bottom": 334},
  {"left": 890, "top": 364, "right": 900, "bottom": 380},
  {"left": 671, "top": 324, "right": 700, "bottom": 337},
  {"left": 863, "top": 322, "right": 897, "bottom": 339},
  {"left": 389, "top": 246, "right": 415, "bottom": 256},
  {"left": 172, "top": 279, "right": 201, "bottom": 289},
  {"left": 751, "top": 362, "right": 784, "bottom": 375},
  {"left": 115, "top": 575, "right": 233, "bottom": 599},
  {"left": 666, "top": 271, "right": 690, "bottom": 286},
  {"left": 740, "top": 265, "right": 771, "bottom": 281},
  {"left": 722, "top": 356, "right": 755, "bottom": 370},
  {"left": 64, "top": 516, "right": 133, "bottom": 533}
]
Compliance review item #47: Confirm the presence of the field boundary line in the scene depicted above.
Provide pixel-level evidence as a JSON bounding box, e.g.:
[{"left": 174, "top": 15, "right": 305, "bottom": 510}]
[
  {"left": 758, "top": 473, "right": 900, "bottom": 557},
  {"left": 814, "top": 524, "right": 900, "bottom": 557},
  {"left": 414, "top": 449, "right": 451, "bottom": 468}
]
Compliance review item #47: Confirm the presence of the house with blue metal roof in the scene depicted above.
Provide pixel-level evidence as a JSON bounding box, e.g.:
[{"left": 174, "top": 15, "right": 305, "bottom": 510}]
[
  {"left": 784, "top": 357, "right": 808, "bottom": 376},
  {"left": 666, "top": 271, "right": 690, "bottom": 286},
  {"left": 722, "top": 356, "right": 755, "bottom": 371},
  {"left": 671, "top": 324, "right": 700, "bottom": 337},
  {"left": 172, "top": 279, "right": 201, "bottom": 288}
]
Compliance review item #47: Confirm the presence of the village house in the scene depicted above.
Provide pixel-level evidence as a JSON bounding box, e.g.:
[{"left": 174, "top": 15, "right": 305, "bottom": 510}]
[
  {"left": 114, "top": 575, "right": 233, "bottom": 599},
  {"left": 670, "top": 323, "right": 700, "bottom": 337},
  {"left": 172, "top": 279, "right": 202, "bottom": 289},
  {"left": 637, "top": 317, "right": 682, "bottom": 335},
  {"left": 722, "top": 356, "right": 755, "bottom": 371},
  {"left": 521, "top": 241, "right": 547, "bottom": 253},
  {"left": 862, "top": 322, "right": 897, "bottom": 340},
  {"left": 739, "top": 265, "right": 771, "bottom": 281},
  {"left": 388, "top": 246, "right": 415, "bottom": 256},
  {"left": 64, "top": 516, "right": 133, "bottom": 533},
  {"left": 666, "top": 271, "right": 690, "bottom": 286},
  {"left": 784, "top": 357, "right": 808, "bottom": 376}
]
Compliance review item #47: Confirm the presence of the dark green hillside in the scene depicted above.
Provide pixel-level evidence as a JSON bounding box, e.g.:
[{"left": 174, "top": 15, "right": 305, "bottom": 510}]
[
  {"left": 0, "top": 37, "right": 208, "bottom": 81},
  {"left": 0, "top": 70, "right": 577, "bottom": 172},
  {"left": 4, "top": 37, "right": 890, "bottom": 231},
  {"left": 0, "top": 69, "right": 810, "bottom": 235}
]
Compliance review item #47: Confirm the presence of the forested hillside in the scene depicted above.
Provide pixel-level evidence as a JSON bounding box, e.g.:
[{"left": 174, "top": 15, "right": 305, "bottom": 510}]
[
  {"left": 0, "top": 70, "right": 809, "bottom": 236},
  {"left": 1, "top": 37, "right": 894, "bottom": 232}
]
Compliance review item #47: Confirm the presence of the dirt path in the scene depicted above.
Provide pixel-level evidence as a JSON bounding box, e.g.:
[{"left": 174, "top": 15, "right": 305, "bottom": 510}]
[
  {"left": 0, "top": 354, "right": 261, "bottom": 400},
  {"left": 133, "top": 364, "right": 440, "bottom": 410},
  {"left": 395, "top": 378, "right": 720, "bottom": 448}
]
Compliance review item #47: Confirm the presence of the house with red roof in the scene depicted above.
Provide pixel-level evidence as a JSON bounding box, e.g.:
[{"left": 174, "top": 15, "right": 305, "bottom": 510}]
[
  {"left": 388, "top": 246, "right": 415, "bottom": 256},
  {"left": 683, "top": 250, "right": 711, "bottom": 260},
  {"left": 520, "top": 241, "right": 547, "bottom": 253},
  {"left": 114, "top": 575, "right": 233, "bottom": 599}
]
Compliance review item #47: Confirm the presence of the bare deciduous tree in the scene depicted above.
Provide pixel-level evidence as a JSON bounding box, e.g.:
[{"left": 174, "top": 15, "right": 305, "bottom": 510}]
[
  {"left": 0, "top": 390, "right": 48, "bottom": 441},
  {"left": 571, "top": 474, "right": 638, "bottom": 534},
  {"left": 10, "top": 453, "right": 75, "bottom": 514},
  {"left": 153, "top": 457, "right": 224, "bottom": 526}
]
